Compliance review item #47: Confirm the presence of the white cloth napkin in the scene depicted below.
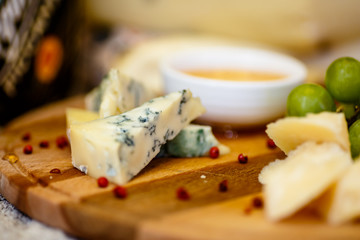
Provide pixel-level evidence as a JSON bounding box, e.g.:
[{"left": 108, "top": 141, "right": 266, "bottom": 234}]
[{"left": 0, "top": 194, "right": 74, "bottom": 240}]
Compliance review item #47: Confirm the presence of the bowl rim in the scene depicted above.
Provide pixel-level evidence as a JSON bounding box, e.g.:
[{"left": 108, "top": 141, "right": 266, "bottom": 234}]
[{"left": 160, "top": 45, "right": 307, "bottom": 89}]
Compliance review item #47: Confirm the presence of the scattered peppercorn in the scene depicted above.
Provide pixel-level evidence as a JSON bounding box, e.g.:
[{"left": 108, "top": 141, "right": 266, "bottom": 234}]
[
  {"left": 243, "top": 196, "right": 264, "bottom": 215},
  {"left": 56, "top": 136, "right": 68, "bottom": 149},
  {"left": 113, "top": 186, "right": 127, "bottom": 199},
  {"left": 97, "top": 177, "right": 109, "bottom": 188},
  {"left": 23, "top": 144, "right": 33, "bottom": 154},
  {"left": 244, "top": 206, "right": 253, "bottom": 215},
  {"left": 252, "top": 196, "right": 263, "bottom": 209},
  {"left": 267, "top": 139, "right": 277, "bottom": 149},
  {"left": 22, "top": 132, "right": 31, "bottom": 141},
  {"left": 50, "top": 168, "right": 61, "bottom": 174},
  {"left": 209, "top": 146, "right": 220, "bottom": 159},
  {"left": 238, "top": 153, "right": 248, "bottom": 164},
  {"left": 176, "top": 187, "right": 190, "bottom": 200},
  {"left": 39, "top": 140, "right": 49, "bottom": 148},
  {"left": 219, "top": 180, "right": 228, "bottom": 192}
]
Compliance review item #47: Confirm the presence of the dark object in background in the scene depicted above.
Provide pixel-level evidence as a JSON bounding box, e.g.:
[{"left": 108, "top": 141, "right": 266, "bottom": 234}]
[{"left": 0, "top": 0, "right": 91, "bottom": 125}]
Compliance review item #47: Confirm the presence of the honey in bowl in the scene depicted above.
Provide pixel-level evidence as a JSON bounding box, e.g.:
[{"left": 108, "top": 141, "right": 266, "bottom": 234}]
[{"left": 184, "top": 69, "right": 286, "bottom": 82}]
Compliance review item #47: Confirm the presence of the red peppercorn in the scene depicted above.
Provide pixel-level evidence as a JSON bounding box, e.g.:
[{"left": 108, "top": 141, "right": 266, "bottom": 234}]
[
  {"left": 39, "top": 140, "right": 49, "bottom": 148},
  {"left": 97, "top": 177, "right": 109, "bottom": 188},
  {"left": 244, "top": 207, "right": 253, "bottom": 215},
  {"left": 267, "top": 139, "right": 277, "bottom": 149},
  {"left": 209, "top": 146, "right": 220, "bottom": 159},
  {"left": 23, "top": 144, "right": 33, "bottom": 154},
  {"left": 219, "top": 180, "right": 228, "bottom": 192},
  {"left": 50, "top": 168, "right": 61, "bottom": 174},
  {"left": 113, "top": 186, "right": 127, "bottom": 199},
  {"left": 22, "top": 132, "right": 31, "bottom": 141},
  {"left": 238, "top": 153, "right": 248, "bottom": 164},
  {"left": 252, "top": 196, "right": 263, "bottom": 209},
  {"left": 176, "top": 187, "right": 190, "bottom": 200},
  {"left": 56, "top": 136, "right": 68, "bottom": 149}
]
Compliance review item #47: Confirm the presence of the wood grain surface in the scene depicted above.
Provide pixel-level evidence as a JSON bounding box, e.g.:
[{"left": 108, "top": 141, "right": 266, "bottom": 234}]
[{"left": 0, "top": 96, "right": 359, "bottom": 240}]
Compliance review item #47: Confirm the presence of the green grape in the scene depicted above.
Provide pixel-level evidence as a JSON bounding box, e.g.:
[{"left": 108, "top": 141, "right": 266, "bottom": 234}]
[
  {"left": 325, "top": 57, "right": 360, "bottom": 104},
  {"left": 287, "top": 83, "right": 336, "bottom": 117},
  {"left": 349, "top": 119, "right": 360, "bottom": 159}
]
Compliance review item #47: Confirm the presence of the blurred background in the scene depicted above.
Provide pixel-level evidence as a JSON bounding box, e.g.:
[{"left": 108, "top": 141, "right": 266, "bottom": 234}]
[{"left": 1, "top": 0, "right": 360, "bottom": 124}]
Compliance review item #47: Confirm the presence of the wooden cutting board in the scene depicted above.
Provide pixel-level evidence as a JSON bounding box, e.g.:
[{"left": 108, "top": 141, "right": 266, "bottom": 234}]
[{"left": 0, "top": 96, "right": 359, "bottom": 240}]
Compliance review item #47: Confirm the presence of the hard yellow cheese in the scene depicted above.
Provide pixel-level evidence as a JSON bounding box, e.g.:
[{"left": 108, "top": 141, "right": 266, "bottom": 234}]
[
  {"left": 266, "top": 112, "right": 350, "bottom": 155},
  {"left": 315, "top": 159, "right": 360, "bottom": 225},
  {"left": 263, "top": 141, "right": 352, "bottom": 221}
]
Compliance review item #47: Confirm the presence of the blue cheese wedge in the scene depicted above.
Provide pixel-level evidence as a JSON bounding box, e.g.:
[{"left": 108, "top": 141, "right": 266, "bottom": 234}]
[
  {"left": 85, "top": 68, "right": 156, "bottom": 118},
  {"left": 70, "top": 89, "right": 205, "bottom": 184},
  {"left": 164, "top": 124, "right": 229, "bottom": 157},
  {"left": 66, "top": 109, "right": 229, "bottom": 158}
]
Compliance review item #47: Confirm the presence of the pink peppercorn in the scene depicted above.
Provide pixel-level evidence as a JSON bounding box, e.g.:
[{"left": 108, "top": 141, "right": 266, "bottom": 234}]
[
  {"left": 113, "top": 186, "right": 127, "bottom": 199},
  {"left": 219, "top": 180, "right": 228, "bottom": 192},
  {"left": 22, "top": 132, "right": 31, "bottom": 141},
  {"left": 209, "top": 146, "right": 220, "bottom": 159},
  {"left": 39, "top": 140, "right": 49, "bottom": 148},
  {"left": 56, "top": 136, "right": 68, "bottom": 149},
  {"left": 97, "top": 177, "right": 109, "bottom": 188},
  {"left": 23, "top": 144, "right": 33, "bottom": 154},
  {"left": 238, "top": 153, "right": 248, "bottom": 164},
  {"left": 176, "top": 187, "right": 190, "bottom": 200},
  {"left": 267, "top": 139, "right": 277, "bottom": 149}
]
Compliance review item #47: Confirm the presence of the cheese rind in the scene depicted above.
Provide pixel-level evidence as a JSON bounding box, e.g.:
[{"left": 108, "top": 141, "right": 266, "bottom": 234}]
[
  {"left": 70, "top": 90, "right": 205, "bottom": 184},
  {"left": 66, "top": 108, "right": 99, "bottom": 129},
  {"left": 85, "top": 69, "right": 156, "bottom": 118}
]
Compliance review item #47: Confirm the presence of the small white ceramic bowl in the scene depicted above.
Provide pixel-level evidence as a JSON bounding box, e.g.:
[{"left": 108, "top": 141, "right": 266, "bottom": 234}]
[{"left": 160, "top": 46, "right": 307, "bottom": 128}]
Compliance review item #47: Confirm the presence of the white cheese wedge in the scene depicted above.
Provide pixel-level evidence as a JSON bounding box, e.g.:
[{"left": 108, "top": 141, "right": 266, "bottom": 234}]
[
  {"left": 315, "top": 159, "right": 360, "bottom": 225},
  {"left": 264, "top": 141, "right": 352, "bottom": 222},
  {"left": 70, "top": 89, "right": 205, "bottom": 184},
  {"left": 85, "top": 69, "right": 156, "bottom": 118},
  {"left": 266, "top": 112, "right": 350, "bottom": 155},
  {"left": 258, "top": 159, "right": 285, "bottom": 185}
]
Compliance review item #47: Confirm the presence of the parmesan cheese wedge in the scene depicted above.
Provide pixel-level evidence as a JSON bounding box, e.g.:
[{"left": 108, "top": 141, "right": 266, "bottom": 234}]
[
  {"left": 315, "top": 159, "right": 360, "bottom": 225},
  {"left": 264, "top": 141, "right": 352, "bottom": 222},
  {"left": 258, "top": 159, "right": 285, "bottom": 185},
  {"left": 266, "top": 112, "right": 350, "bottom": 155}
]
